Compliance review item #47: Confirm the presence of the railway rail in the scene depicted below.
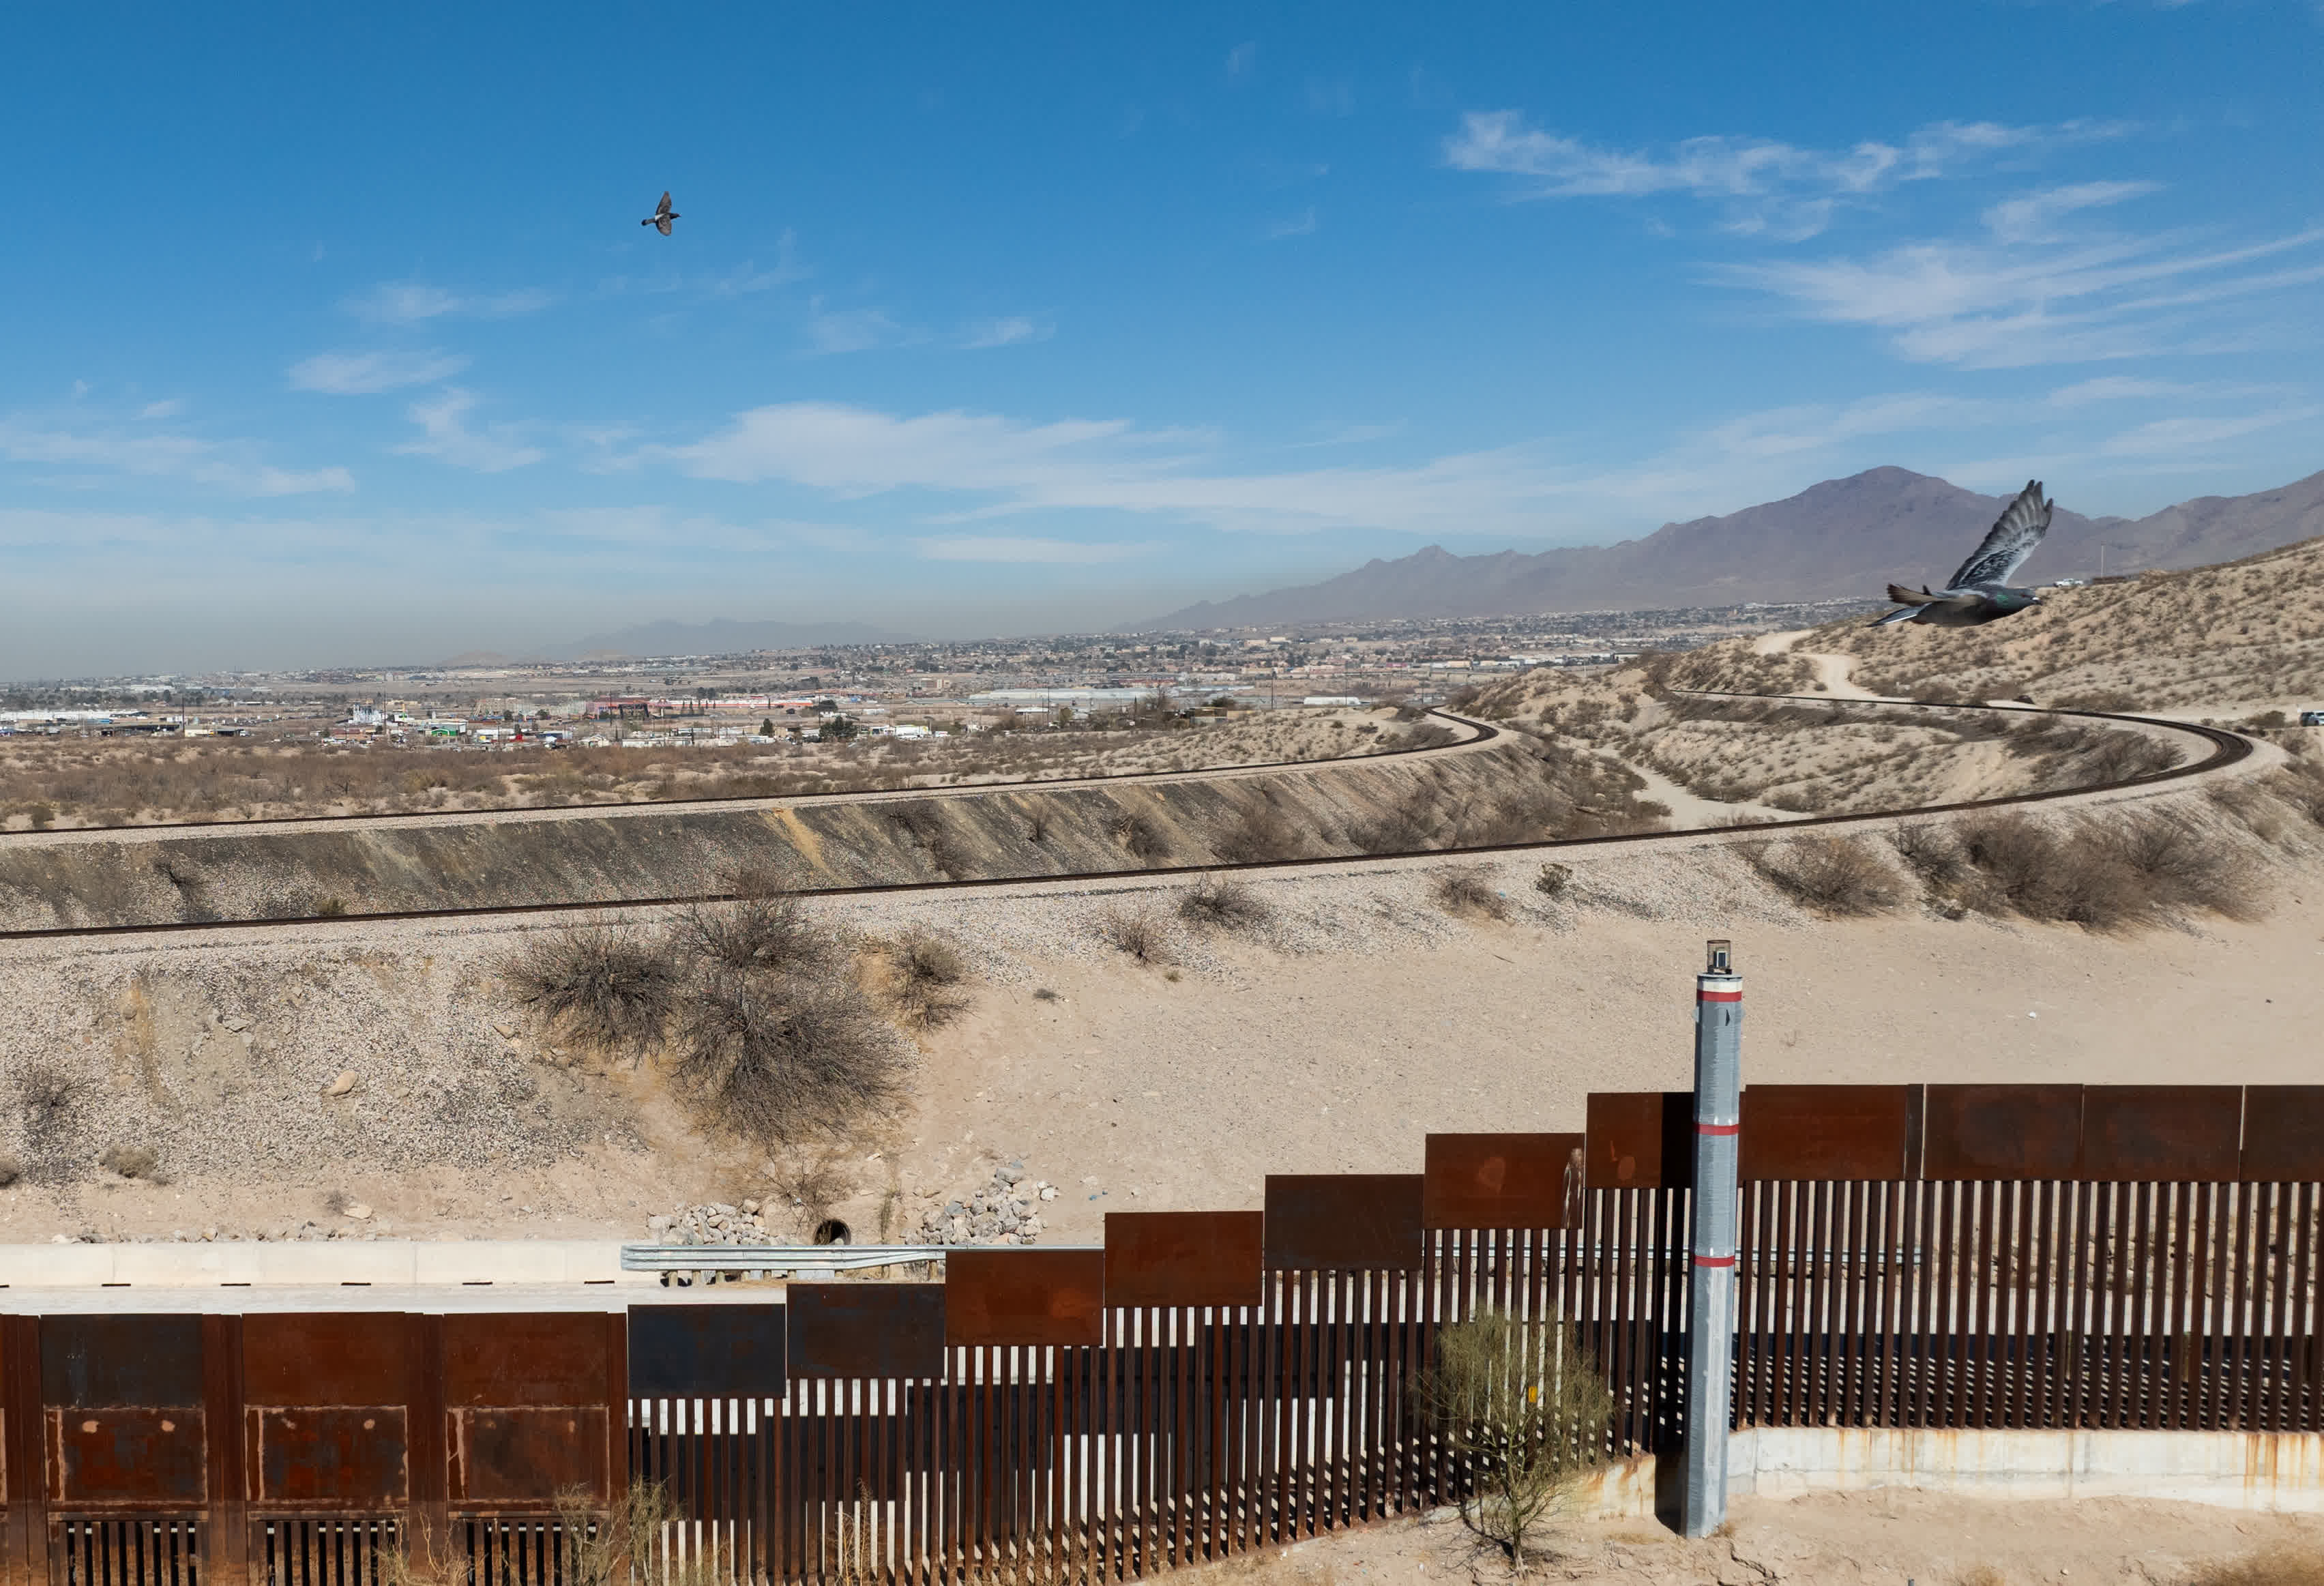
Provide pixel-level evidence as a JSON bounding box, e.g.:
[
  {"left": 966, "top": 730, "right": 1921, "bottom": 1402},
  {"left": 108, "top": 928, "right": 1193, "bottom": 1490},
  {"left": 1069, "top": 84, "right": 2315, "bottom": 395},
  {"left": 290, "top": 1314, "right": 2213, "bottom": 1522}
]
[{"left": 0, "top": 694, "right": 2257, "bottom": 943}]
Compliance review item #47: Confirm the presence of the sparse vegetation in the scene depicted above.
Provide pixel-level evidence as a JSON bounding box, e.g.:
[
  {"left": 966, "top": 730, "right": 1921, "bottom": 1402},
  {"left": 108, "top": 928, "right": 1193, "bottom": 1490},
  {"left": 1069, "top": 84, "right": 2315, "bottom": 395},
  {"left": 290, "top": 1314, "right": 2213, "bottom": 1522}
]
[
  {"left": 883, "top": 928, "right": 972, "bottom": 1029},
  {"left": 1214, "top": 799, "right": 1303, "bottom": 863},
  {"left": 670, "top": 973, "right": 909, "bottom": 1145},
  {"left": 677, "top": 873, "right": 834, "bottom": 977},
  {"left": 1740, "top": 834, "right": 1905, "bottom": 917},
  {"left": 506, "top": 924, "right": 685, "bottom": 1053},
  {"left": 2185, "top": 1544, "right": 2324, "bottom": 1586},
  {"left": 1178, "top": 874, "right": 1273, "bottom": 932},
  {"left": 1409, "top": 1307, "right": 1614, "bottom": 1568},
  {"left": 1432, "top": 867, "right": 1509, "bottom": 920},
  {"left": 1533, "top": 862, "right": 1572, "bottom": 898},
  {"left": 99, "top": 1143, "right": 161, "bottom": 1181},
  {"left": 1096, "top": 904, "right": 1174, "bottom": 965}
]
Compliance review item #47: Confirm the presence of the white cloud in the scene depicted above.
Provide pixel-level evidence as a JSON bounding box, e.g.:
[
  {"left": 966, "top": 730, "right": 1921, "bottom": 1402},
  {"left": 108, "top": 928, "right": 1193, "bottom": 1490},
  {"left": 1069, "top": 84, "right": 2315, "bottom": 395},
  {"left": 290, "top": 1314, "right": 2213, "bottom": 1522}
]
[
  {"left": 289, "top": 349, "right": 471, "bottom": 394},
  {"left": 0, "top": 414, "right": 353, "bottom": 496},
  {"left": 805, "top": 304, "right": 913, "bottom": 355},
  {"left": 1720, "top": 222, "right": 2324, "bottom": 367},
  {"left": 137, "top": 399, "right": 183, "bottom": 420},
  {"left": 1444, "top": 113, "right": 2132, "bottom": 240},
  {"left": 960, "top": 315, "right": 1053, "bottom": 349},
  {"left": 393, "top": 390, "right": 544, "bottom": 472},
  {"left": 1265, "top": 208, "right": 1319, "bottom": 240},
  {"left": 915, "top": 535, "right": 1149, "bottom": 563},
  {"left": 346, "top": 281, "right": 554, "bottom": 323},
  {"left": 1982, "top": 181, "right": 2160, "bottom": 244},
  {"left": 2098, "top": 405, "right": 2323, "bottom": 454},
  {"left": 1225, "top": 41, "right": 1256, "bottom": 77}
]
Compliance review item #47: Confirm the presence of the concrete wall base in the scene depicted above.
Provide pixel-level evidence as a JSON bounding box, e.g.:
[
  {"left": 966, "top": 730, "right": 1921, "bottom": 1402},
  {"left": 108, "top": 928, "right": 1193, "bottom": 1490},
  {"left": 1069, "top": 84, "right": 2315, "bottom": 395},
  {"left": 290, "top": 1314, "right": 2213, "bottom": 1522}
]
[
  {"left": 0, "top": 1239, "right": 656, "bottom": 1288},
  {"left": 1578, "top": 1429, "right": 2324, "bottom": 1521}
]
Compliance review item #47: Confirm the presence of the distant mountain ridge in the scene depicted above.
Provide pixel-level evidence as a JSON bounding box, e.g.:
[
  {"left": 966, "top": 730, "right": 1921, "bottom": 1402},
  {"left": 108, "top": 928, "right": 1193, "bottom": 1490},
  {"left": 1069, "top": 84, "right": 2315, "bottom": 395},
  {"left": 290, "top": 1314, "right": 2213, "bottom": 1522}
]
[
  {"left": 557, "top": 616, "right": 920, "bottom": 659},
  {"left": 1126, "top": 465, "right": 2324, "bottom": 630}
]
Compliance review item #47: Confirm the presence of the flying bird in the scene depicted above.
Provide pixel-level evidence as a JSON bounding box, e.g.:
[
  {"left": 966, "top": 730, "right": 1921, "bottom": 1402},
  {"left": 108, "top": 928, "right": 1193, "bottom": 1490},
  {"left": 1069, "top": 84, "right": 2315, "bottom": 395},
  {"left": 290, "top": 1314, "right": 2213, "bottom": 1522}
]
[
  {"left": 1874, "top": 479, "right": 2055, "bottom": 628},
  {"left": 641, "top": 192, "right": 679, "bottom": 235}
]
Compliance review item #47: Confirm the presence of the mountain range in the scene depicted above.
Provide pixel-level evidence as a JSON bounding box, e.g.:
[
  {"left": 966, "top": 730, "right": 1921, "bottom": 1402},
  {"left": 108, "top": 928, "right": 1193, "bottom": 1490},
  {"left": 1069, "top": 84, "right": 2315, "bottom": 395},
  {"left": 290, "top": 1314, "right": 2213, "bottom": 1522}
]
[{"left": 1124, "top": 465, "right": 2324, "bottom": 631}]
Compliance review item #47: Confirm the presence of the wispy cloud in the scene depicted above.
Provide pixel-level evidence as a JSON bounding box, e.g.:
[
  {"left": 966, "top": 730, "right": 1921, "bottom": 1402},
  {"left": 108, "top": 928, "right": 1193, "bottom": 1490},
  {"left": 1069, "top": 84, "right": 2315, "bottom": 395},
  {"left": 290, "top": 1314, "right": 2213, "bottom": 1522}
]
[
  {"left": 0, "top": 413, "right": 353, "bottom": 496},
  {"left": 1718, "top": 207, "right": 2324, "bottom": 367},
  {"left": 1445, "top": 113, "right": 2131, "bottom": 239},
  {"left": 1265, "top": 208, "right": 1319, "bottom": 240},
  {"left": 960, "top": 315, "right": 1053, "bottom": 349},
  {"left": 805, "top": 303, "right": 914, "bottom": 355},
  {"left": 393, "top": 390, "right": 544, "bottom": 472},
  {"left": 915, "top": 535, "right": 1149, "bottom": 563},
  {"left": 1225, "top": 41, "right": 1256, "bottom": 78},
  {"left": 345, "top": 281, "right": 554, "bottom": 323},
  {"left": 1982, "top": 180, "right": 2160, "bottom": 244},
  {"left": 289, "top": 349, "right": 471, "bottom": 394}
]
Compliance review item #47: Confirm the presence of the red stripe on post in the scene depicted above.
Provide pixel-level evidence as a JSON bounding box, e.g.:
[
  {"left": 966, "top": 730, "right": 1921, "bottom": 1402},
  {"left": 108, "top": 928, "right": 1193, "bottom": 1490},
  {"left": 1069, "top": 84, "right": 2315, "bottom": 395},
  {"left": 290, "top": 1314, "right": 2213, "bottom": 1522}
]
[
  {"left": 1692, "top": 1254, "right": 1736, "bottom": 1268},
  {"left": 1698, "top": 989, "right": 1742, "bottom": 1002},
  {"left": 1696, "top": 1122, "right": 1739, "bottom": 1136}
]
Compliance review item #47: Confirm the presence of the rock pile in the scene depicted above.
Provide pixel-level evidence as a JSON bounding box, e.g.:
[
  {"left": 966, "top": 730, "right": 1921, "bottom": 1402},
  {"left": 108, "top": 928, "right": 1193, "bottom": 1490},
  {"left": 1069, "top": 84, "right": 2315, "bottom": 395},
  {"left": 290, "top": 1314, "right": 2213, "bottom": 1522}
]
[
  {"left": 645, "top": 1201, "right": 780, "bottom": 1246},
  {"left": 915, "top": 1160, "right": 1057, "bottom": 1247}
]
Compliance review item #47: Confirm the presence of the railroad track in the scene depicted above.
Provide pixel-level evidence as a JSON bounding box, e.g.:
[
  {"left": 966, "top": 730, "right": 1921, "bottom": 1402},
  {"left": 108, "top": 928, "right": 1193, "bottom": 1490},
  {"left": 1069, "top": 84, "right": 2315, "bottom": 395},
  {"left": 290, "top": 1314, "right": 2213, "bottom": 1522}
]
[{"left": 0, "top": 696, "right": 2257, "bottom": 943}]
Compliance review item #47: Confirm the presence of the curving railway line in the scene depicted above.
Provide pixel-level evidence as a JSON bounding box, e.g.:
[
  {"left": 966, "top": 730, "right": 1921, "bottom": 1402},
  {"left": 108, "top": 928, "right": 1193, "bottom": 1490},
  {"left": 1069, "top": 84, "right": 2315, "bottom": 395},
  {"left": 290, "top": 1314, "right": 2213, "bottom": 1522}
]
[{"left": 0, "top": 694, "right": 2260, "bottom": 943}]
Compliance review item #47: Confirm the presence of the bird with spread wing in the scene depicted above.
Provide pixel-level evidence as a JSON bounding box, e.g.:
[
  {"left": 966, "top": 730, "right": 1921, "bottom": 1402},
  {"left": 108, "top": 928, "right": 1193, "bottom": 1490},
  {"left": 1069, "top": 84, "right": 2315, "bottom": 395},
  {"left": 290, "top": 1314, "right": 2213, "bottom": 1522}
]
[
  {"left": 641, "top": 192, "right": 680, "bottom": 235},
  {"left": 1874, "top": 479, "right": 2055, "bottom": 628}
]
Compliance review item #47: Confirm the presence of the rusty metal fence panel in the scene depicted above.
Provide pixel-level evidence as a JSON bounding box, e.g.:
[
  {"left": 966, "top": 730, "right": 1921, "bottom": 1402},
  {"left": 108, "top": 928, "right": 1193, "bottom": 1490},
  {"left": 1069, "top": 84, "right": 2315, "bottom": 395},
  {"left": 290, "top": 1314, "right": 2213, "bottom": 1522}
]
[{"left": 5, "top": 1091, "right": 2323, "bottom": 1586}]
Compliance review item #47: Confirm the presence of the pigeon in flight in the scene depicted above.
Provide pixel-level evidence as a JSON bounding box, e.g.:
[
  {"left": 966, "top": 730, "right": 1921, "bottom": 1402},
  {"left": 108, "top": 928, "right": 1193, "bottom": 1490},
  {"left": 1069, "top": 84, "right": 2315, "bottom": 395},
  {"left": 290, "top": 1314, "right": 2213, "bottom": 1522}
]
[
  {"left": 641, "top": 192, "right": 679, "bottom": 235},
  {"left": 1874, "top": 479, "right": 2055, "bottom": 628}
]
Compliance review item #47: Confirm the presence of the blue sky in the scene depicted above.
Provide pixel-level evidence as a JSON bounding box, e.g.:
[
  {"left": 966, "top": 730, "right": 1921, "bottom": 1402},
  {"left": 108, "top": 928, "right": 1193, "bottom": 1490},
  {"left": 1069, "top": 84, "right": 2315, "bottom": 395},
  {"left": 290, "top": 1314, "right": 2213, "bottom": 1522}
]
[{"left": 4, "top": 1, "right": 2322, "bottom": 673}]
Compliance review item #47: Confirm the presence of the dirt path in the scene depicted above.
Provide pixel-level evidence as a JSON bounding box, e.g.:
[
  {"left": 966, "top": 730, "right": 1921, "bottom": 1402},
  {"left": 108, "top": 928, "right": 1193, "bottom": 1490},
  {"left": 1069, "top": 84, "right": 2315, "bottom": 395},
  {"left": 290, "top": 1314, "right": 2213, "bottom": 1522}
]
[{"left": 1186, "top": 1490, "right": 2324, "bottom": 1586}]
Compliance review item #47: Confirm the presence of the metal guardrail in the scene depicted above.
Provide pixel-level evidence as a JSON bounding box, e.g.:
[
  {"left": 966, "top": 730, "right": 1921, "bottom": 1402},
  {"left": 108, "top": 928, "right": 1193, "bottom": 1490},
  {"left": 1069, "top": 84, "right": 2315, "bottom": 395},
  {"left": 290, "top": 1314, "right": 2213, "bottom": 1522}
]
[{"left": 619, "top": 1242, "right": 1104, "bottom": 1277}]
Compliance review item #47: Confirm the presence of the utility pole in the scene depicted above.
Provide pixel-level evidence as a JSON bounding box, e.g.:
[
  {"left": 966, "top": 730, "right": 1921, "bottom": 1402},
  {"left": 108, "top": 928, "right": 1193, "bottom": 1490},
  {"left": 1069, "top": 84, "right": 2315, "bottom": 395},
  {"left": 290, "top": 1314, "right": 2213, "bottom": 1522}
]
[{"left": 1683, "top": 938, "right": 1742, "bottom": 1538}]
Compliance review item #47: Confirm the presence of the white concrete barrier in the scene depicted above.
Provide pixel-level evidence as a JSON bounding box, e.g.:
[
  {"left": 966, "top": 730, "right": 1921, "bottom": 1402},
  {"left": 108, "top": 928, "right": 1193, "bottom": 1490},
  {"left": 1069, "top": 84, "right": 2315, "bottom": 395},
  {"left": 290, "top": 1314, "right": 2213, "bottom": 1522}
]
[
  {"left": 1576, "top": 1429, "right": 2324, "bottom": 1518},
  {"left": 0, "top": 1240, "right": 656, "bottom": 1289}
]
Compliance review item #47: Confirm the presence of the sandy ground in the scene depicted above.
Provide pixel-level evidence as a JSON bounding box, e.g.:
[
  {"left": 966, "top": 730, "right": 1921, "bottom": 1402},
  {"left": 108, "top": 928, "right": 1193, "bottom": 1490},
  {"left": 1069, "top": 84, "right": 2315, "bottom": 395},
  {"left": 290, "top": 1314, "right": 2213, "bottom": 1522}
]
[
  {"left": 1186, "top": 1490, "right": 2324, "bottom": 1586},
  {"left": 4, "top": 782, "right": 2316, "bottom": 1249}
]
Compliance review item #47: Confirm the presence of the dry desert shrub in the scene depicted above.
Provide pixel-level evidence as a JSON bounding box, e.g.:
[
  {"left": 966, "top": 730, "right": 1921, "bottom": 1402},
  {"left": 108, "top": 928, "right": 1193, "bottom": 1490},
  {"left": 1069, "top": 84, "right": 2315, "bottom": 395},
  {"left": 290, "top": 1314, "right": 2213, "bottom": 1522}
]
[
  {"left": 1432, "top": 867, "right": 1509, "bottom": 920},
  {"left": 1534, "top": 862, "right": 1572, "bottom": 898},
  {"left": 506, "top": 923, "right": 684, "bottom": 1052},
  {"left": 1741, "top": 834, "right": 1905, "bottom": 917},
  {"left": 677, "top": 881, "right": 835, "bottom": 977},
  {"left": 1949, "top": 810, "right": 2259, "bottom": 929},
  {"left": 1214, "top": 799, "right": 1303, "bottom": 862},
  {"left": 1177, "top": 874, "right": 1272, "bottom": 932},
  {"left": 98, "top": 1144, "right": 162, "bottom": 1181},
  {"left": 884, "top": 927, "right": 971, "bottom": 1029},
  {"left": 0, "top": 1154, "right": 20, "bottom": 1188},
  {"left": 1110, "top": 810, "right": 1169, "bottom": 862},
  {"left": 1095, "top": 904, "right": 1174, "bottom": 965},
  {"left": 2184, "top": 1546, "right": 2324, "bottom": 1586},
  {"left": 669, "top": 973, "right": 909, "bottom": 1144}
]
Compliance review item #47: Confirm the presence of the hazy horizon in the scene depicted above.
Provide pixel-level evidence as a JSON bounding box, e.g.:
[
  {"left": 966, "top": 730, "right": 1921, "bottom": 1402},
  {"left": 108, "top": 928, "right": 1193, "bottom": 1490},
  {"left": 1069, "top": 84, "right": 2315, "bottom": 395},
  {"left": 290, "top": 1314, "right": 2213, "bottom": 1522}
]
[{"left": 6, "top": 2, "right": 2322, "bottom": 675}]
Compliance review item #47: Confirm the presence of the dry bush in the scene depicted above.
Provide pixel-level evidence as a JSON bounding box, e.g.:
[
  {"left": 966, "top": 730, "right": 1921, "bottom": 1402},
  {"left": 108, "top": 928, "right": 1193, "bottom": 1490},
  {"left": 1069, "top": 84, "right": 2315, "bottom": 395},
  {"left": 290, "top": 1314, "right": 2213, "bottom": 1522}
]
[
  {"left": 506, "top": 924, "right": 683, "bottom": 1052},
  {"left": 2184, "top": 1544, "right": 2324, "bottom": 1586},
  {"left": 18, "top": 1063, "right": 78, "bottom": 1143},
  {"left": 551, "top": 1481, "right": 729, "bottom": 1586},
  {"left": 1351, "top": 789, "right": 1438, "bottom": 854},
  {"left": 1215, "top": 800, "right": 1302, "bottom": 863},
  {"left": 765, "top": 1150, "right": 855, "bottom": 1230},
  {"left": 1534, "top": 862, "right": 1572, "bottom": 898},
  {"left": 1110, "top": 810, "right": 1169, "bottom": 863},
  {"left": 1949, "top": 810, "right": 2261, "bottom": 930},
  {"left": 0, "top": 1154, "right": 20, "bottom": 1188},
  {"left": 1410, "top": 1308, "right": 1613, "bottom": 1568},
  {"left": 1178, "top": 874, "right": 1273, "bottom": 932},
  {"left": 1096, "top": 904, "right": 1174, "bottom": 965},
  {"left": 1888, "top": 822, "right": 1965, "bottom": 887},
  {"left": 885, "top": 928, "right": 972, "bottom": 1029},
  {"left": 668, "top": 973, "right": 909, "bottom": 1145},
  {"left": 1432, "top": 867, "right": 1509, "bottom": 920},
  {"left": 677, "top": 882, "right": 834, "bottom": 977},
  {"left": 1742, "top": 834, "right": 1904, "bottom": 917},
  {"left": 99, "top": 1144, "right": 161, "bottom": 1181}
]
